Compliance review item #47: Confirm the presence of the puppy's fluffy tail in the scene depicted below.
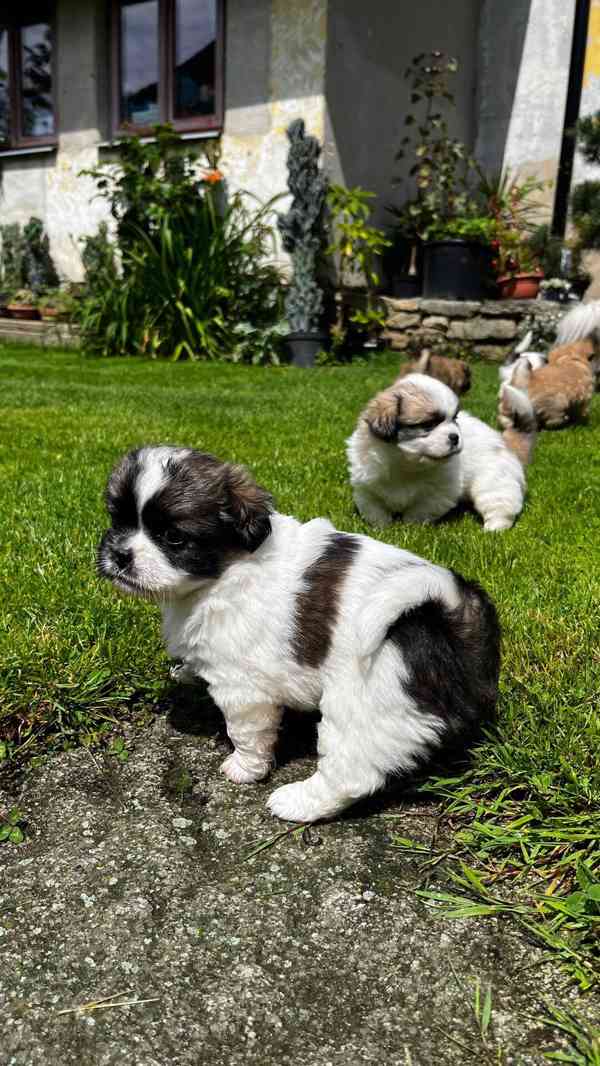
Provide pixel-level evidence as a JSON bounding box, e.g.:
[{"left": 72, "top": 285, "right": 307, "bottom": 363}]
[
  {"left": 556, "top": 301, "right": 600, "bottom": 345},
  {"left": 498, "top": 383, "right": 536, "bottom": 467}
]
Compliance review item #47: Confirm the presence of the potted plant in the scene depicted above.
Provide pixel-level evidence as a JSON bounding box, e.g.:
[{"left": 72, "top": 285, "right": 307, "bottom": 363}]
[
  {"left": 6, "top": 289, "right": 39, "bottom": 320},
  {"left": 539, "top": 278, "right": 573, "bottom": 303},
  {"left": 383, "top": 201, "right": 424, "bottom": 298},
  {"left": 37, "top": 289, "right": 75, "bottom": 321},
  {"left": 392, "top": 53, "right": 487, "bottom": 300},
  {"left": 327, "top": 183, "right": 390, "bottom": 351},
  {"left": 23, "top": 217, "right": 59, "bottom": 295},
  {"left": 494, "top": 233, "right": 543, "bottom": 299},
  {"left": 277, "top": 119, "right": 330, "bottom": 367}
]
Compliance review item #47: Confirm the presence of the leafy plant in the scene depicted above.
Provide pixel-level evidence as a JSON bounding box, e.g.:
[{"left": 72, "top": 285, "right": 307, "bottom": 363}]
[
  {"left": 277, "top": 118, "right": 329, "bottom": 334},
  {"left": 10, "top": 288, "right": 37, "bottom": 306},
  {"left": 327, "top": 183, "right": 390, "bottom": 342},
  {"left": 23, "top": 216, "right": 59, "bottom": 294},
  {"left": 576, "top": 111, "right": 600, "bottom": 167},
  {"left": 570, "top": 181, "right": 600, "bottom": 249},
  {"left": 392, "top": 52, "right": 477, "bottom": 240},
  {"left": 75, "top": 126, "right": 285, "bottom": 362},
  {"left": 0, "top": 223, "right": 26, "bottom": 292},
  {"left": 0, "top": 807, "right": 26, "bottom": 846},
  {"left": 425, "top": 215, "right": 496, "bottom": 243}
]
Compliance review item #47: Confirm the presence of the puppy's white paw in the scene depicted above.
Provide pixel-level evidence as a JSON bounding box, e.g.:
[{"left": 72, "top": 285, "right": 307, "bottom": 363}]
[
  {"left": 267, "top": 781, "right": 338, "bottom": 823},
  {"left": 220, "top": 752, "right": 270, "bottom": 785},
  {"left": 483, "top": 515, "right": 515, "bottom": 532}
]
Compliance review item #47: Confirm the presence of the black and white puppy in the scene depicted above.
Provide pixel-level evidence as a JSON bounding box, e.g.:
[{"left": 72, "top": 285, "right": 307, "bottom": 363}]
[{"left": 98, "top": 446, "right": 500, "bottom": 823}]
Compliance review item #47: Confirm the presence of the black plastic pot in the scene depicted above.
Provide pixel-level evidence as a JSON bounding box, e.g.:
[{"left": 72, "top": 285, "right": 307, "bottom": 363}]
[
  {"left": 423, "top": 240, "right": 493, "bottom": 300},
  {"left": 284, "top": 331, "right": 329, "bottom": 367},
  {"left": 542, "top": 289, "right": 571, "bottom": 304},
  {"left": 390, "top": 274, "right": 423, "bottom": 299}
]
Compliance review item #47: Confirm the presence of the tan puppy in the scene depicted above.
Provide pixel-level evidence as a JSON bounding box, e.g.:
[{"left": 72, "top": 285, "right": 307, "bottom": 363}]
[
  {"left": 503, "top": 340, "right": 595, "bottom": 430},
  {"left": 397, "top": 349, "right": 471, "bottom": 395}
]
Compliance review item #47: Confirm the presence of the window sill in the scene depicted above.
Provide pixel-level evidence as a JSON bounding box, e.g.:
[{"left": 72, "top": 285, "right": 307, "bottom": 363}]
[
  {"left": 98, "top": 129, "right": 222, "bottom": 149},
  {"left": 0, "top": 143, "right": 57, "bottom": 159}
]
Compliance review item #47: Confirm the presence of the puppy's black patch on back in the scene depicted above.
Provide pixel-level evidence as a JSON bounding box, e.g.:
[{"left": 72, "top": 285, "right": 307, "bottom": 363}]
[
  {"left": 292, "top": 533, "right": 360, "bottom": 669},
  {"left": 387, "top": 572, "right": 500, "bottom": 736}
]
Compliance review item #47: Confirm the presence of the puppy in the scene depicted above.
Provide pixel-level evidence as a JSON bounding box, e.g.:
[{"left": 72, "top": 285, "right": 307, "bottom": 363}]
[
  {"left": 505, "top": 340, "right": 595, "bottom": 429},
  {"left": 98, "top": 446, "right": 500, "bottom": 823},
  {"left": 499, "top": 332, "right": 547, "bottom": 386},
  {"left": 347, "top": 373, "right": 535, "bottom": 531},
  {"left": 398, "top": 348, "right": 471, "bottom": 394}
]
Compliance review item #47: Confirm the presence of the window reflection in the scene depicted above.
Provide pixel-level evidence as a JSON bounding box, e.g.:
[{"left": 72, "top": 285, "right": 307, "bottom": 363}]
[
  {"left": 21, "top": 22, "right": 54, "bottom": 137},
  {"left": 0, "top": 31, "right": 8, "bottom": 142},
  {"left": 175, "top": 0, "right": 216, "bottom": 119},
  {"left": 121, "top": 0, "right": 160, "bottom": 126}
]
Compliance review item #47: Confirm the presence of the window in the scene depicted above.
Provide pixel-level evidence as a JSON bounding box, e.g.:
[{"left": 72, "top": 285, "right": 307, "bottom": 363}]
[
  {"left": 112, "top": 0, "right": 223, "bottom": 135},
  {"left": 0, "top": 5, "right": 56, "bottom": 150}
]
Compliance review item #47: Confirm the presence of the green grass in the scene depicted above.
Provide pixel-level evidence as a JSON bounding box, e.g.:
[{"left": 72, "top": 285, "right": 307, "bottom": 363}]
[{"left": 0, "top": 343, "right": 599, "bottom": 997}]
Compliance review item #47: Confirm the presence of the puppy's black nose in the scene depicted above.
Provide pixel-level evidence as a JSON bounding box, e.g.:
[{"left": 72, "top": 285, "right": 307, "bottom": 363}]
[
  {"left": 112, "top": 545, "right": 133, "bottom": 572},
  {"left": 448, "top": 432, "right": 460, "bottom": 446}
]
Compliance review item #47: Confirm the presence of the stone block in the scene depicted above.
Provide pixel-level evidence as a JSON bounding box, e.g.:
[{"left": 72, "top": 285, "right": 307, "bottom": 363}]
[
  {"left": 480, "top": 299, "right": 534, "bottom": 316},
  {"left": 419, "top": 299, "right": 479, "bottom": 317},
  {"left": 448, "top": 316, "right": 517, "bottom": 341},
  {"left": 474, "top": 344, "right": 513, "bottom": 362},
  {"left": 381, "top": 297, "right": 421, "bottom": 313},
  {"left": 385, "top": 311, "right": 422, "bottom": 329},
  {"left": 421, "top": 316, "right": 449, "bottom": 331},
  {"left": 382, "top": 330, "right": 410, "bottom": 350}
]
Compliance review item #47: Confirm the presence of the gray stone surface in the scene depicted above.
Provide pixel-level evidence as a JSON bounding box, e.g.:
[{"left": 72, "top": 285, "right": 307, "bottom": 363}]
[
  {"left": 449, "top": 317, "right": 518, "bottom": 341},
  {"left": 0, "top": 706, "right": 588, "bottom": 1065},
  {"left": 419, "top": 300, "right": 480, "bottom": 317}
]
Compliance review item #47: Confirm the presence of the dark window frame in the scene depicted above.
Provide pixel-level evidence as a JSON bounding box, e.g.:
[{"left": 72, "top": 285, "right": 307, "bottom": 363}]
[
  {"left": 111, "top": 0, "right": 224, "bottom": 137},
  {"left": 0, "top": 8, "right": 57, "bottom": 152}
]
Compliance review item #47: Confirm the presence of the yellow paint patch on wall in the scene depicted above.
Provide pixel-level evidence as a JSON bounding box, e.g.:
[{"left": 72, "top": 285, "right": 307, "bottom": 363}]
[{"left": 583, "top": 1, "right": 600, "bottom": 86}]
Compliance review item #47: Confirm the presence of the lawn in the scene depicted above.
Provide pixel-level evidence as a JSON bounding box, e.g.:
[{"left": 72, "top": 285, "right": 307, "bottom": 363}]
[{"left": 0, "top": 344, "right": 599, "bottom": 1000}]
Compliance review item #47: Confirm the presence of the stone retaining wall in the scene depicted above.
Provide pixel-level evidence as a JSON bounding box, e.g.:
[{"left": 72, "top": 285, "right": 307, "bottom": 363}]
[{"left": 382, "top": 296, "right": 566, "bottom": 361}]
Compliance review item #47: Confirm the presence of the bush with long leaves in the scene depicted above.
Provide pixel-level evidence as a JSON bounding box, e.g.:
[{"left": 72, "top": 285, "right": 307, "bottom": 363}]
[{"left": 75, "top": 127, "right": 285, "bottom": 361}]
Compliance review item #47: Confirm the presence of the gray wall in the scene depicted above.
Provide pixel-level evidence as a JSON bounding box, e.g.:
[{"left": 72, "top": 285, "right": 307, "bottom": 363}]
[{"left": 324, "top": 0, "right": 482, "bottom": 228}]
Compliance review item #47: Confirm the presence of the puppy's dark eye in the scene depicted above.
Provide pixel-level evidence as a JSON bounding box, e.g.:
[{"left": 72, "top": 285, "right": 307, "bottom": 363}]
[{"left": 164, "top": 529, "right": 187, "bottom": 547}]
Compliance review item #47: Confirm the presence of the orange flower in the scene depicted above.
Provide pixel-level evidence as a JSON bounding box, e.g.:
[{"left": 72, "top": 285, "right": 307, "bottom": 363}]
[{"left": 203, "top": 169, "right": 224, "bottom": 184}]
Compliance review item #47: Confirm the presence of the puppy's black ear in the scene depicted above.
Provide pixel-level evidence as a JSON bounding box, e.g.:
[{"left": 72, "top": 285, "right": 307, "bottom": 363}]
[
  {"left": 223, "top": 464, "right": 273, "bottom": 552},
  {"left": 365, "top": 390, "right": 401, "bottom": 441}
]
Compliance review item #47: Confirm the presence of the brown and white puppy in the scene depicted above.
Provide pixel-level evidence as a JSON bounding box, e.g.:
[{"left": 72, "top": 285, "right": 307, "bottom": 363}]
[
  {"left": 347, "top": 373, "right": 534, "bottom": 531},
  {"left": 503, "top": 340, "right": 595, "bottom": 430},
  {"left": 397, "top": 349, "right": 471, "bottom": 395}
]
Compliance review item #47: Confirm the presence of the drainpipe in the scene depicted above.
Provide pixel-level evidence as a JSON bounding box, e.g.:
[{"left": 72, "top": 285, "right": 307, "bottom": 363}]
[{"left": 551, "top": 0, "right": 591, "bottom": 236}]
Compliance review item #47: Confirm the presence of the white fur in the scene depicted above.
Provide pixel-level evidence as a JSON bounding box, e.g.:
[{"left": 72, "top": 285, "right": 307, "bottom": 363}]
[
  {"left": 499, "top": 351, "right": 546, "bottom": 385},
  {"left": 556, "top": 301, "right": 600, "bottom": 345},
  {"left": 347, "top": 373, "right": 527, "bottom": 532},
  {"left": 155, "top": 513, "right": 461, "bottom": 822}
]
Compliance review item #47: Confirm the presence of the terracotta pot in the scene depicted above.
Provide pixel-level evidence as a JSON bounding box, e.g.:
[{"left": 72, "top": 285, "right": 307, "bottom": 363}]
[
  {"left": 497, "top": 273, "right": 543, "bottom": 300},
  {"left": 6, "top": 304, "right": 40, "bottom": 320},
  {"left": 39, "top": 307, "right": 69, "bottom": 321}
]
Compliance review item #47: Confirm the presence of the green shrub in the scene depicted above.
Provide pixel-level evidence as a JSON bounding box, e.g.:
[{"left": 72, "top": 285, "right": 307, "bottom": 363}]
[
  {"left": 76, "top": 126, "right": 285, "bottom": 362},
  {"left": 570, "top": 180, "right": 600, "bottom": 248}
]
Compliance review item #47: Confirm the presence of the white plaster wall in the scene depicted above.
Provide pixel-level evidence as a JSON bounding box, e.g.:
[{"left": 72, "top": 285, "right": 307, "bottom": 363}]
[{"left": 476, "top": 0, "right": 575, "bottom": 207}]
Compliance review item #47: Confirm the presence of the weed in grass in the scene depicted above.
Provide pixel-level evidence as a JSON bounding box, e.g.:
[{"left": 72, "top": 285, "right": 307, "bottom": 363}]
[
  {"left": 0, "top": 806, "right": 26, "bottom": 845},
  {"left": 542, "top": 1002, "right": 600, "bottom": 1064}
]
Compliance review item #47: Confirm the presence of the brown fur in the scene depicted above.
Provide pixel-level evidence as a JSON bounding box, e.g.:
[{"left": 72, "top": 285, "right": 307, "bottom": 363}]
[
  {"left": 398, "top": 350, "right": 471, "bottom": 395},
  {"left": 512, "top": 340, "right": 595, "bottom": 429},
  {"left": 291, "top": 533, "right": 360, "bottom": 668},
  {"left": 364, "top": 379, "right": 440, "bottom": 440}
]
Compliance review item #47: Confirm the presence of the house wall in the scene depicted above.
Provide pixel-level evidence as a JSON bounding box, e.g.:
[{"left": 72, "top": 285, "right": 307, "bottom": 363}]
[
  {"left": 324, "top": 0, "right": 482, "bottom": 229},
  {"left": 476, "top": 0, "right": 576, "bottom": 213},
  {"left": 0, "top": 0, "right": 329, "bottom": 282}
]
